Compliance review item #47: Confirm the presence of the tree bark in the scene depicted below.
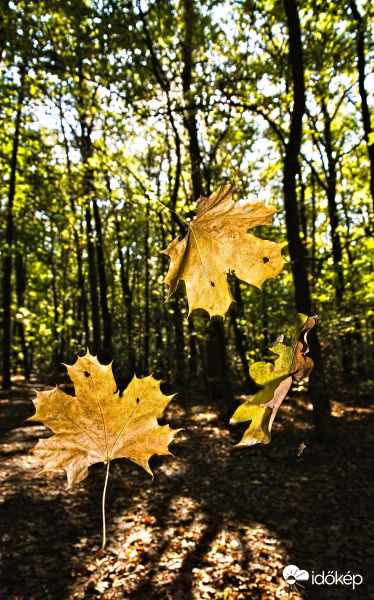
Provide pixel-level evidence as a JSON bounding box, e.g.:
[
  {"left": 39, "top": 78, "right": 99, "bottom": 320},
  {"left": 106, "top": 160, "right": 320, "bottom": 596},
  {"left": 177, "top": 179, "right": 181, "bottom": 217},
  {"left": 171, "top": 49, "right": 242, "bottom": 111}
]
[
  {"left": 2, "top": 65, "right": 25, "bottom": 390},
  {"left": 321, "top": 101, "right": 345, "bottom": 304},
  {"left": 283, "top": 0, "right": 330, "bottom": 436},
  {"left": 81, "top": 133, "right": 102, "bottom": 357},
  {"left": 349, "top": 0, "right": 374, "bottom": 211},
  {"left": 144, "top": 200, "right": 150, "bottom": 373},
  {"left": 181, "top": 0, "right": 232, "bottom": 404},
  {"left": 50, "top": 242, "right": 60, "bottom": 371},
  {"left": 92, "top": 197, "right": 112, "bottom": 361},
  {"left": 182, "top": 0, "right": 203, "bottom": 200},
  {"left": 112, "top": 197, "right": 135, "bottom": 376},
  {"left": 60, "top": 111, "right": 90, "bottom": 348},
  {"left": 230, "top": 279, "right": 252, "bottom": 390},
  {"left": 15, "top": 252, "right": 29, "bottom": 380}
]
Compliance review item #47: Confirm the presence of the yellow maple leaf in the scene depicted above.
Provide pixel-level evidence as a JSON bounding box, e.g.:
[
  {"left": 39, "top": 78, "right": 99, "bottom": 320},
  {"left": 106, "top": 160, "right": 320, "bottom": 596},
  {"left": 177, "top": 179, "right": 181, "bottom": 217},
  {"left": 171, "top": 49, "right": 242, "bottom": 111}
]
[
  {"left": 29, "top": 351, "right": 181, "bottom": 547},
  {"left": 163, "top": 183, "right": 285, "bottom": 318},
  {"left": 29, "top": 351, "right": 180, "bottom": 487}
]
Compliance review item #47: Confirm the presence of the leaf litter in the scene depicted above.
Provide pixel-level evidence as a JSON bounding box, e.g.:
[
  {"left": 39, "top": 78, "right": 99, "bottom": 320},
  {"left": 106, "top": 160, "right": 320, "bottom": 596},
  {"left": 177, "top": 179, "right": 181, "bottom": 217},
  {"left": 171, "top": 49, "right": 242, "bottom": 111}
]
[{"left": 0, "top": 374, "right": 373, "bottom": 600}]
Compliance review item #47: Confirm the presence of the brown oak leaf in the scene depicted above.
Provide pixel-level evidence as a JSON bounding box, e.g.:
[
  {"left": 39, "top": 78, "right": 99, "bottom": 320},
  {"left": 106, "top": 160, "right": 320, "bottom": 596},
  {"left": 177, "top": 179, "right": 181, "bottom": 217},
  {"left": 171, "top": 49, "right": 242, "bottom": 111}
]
[
  {"left": 163, "top": 183, "right": 285, "bottom": 318},
  {"left": 230, "top": 314, "right": 316, "bottom": 446}
]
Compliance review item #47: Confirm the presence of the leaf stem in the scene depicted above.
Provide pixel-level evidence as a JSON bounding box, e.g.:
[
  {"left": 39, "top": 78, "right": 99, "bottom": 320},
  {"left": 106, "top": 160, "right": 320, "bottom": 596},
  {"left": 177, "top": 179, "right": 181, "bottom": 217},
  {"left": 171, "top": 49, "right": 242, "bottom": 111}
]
[
  {"left": 102, "top": 460, "right": 110, "bottom": 549},
  {"left": 153, "top": 196, "right": 189, "bottom": 226}
]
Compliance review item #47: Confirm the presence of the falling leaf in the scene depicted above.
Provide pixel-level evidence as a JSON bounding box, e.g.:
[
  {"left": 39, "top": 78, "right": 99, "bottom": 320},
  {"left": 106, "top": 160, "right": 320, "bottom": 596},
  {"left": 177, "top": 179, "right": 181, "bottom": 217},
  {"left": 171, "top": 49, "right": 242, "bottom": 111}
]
[
  {"left": 163, "top": 183, "right": 284, "bottom": 318},
  {"left": 28, "top": 350, "right": 181, "bottom": 547},
  {"left": 298, "top": 442, "right": 307, "bottom": 456},
  {"left": 29, "top": 350, "right": 180, "bottom": 485},
  {"left": 230, "top": 314, "right": 316, "bottom": 446}
]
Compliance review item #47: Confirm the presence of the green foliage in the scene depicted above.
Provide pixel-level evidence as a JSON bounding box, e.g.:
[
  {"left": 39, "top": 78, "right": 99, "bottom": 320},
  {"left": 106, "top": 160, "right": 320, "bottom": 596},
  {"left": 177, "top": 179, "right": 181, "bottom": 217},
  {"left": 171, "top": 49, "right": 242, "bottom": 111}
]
[{"left": 0, "top": 0, "right": 373, "bottom": 386}]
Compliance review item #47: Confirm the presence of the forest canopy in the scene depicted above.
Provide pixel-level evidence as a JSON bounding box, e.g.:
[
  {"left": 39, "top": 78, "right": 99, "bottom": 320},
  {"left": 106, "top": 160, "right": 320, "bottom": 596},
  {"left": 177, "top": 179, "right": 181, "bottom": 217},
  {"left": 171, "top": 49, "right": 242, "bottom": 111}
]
[{"left": 1, "top": 0, "right": 373, "bottom": 411}]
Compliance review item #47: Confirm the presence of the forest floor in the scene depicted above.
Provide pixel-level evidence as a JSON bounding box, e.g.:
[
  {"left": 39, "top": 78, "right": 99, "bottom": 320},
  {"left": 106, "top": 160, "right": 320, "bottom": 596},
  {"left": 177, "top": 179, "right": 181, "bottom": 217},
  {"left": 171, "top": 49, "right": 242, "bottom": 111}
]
[{"left": 0, "top": 374, "right": 373, "bottom": 600}]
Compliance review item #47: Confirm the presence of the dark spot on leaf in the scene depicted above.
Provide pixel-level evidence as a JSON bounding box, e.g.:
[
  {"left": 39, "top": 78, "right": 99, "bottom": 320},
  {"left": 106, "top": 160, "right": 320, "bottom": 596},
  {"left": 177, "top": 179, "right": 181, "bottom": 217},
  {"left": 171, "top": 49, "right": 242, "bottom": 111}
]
[
  {"left": 210, "top": 282, "right": 215, "bottom": 287},
  {"left": 84, "top": 371, "right": 90, "bottom": 377},
  {"left": 263, "top": 257, "right": 269, "bottom": 263},
  {"left": 136, "top": 398, "right": 140, "bottom": 404}
]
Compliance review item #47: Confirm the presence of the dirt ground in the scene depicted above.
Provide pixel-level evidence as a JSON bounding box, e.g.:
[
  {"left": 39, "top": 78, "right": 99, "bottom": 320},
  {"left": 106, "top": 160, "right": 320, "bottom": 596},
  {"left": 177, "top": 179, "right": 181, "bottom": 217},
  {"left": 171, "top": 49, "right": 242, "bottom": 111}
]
[{"left": 0, "top": 374, "right": 373, "bottom": 600}]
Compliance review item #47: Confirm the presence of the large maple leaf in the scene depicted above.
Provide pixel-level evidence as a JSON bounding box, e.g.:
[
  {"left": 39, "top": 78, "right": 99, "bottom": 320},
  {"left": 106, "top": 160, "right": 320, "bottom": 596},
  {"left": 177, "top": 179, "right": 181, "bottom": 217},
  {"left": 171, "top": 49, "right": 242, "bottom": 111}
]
[
  {"left": 163, "top": 183, "right": 284, "bottom": 318},
  {"left": 28, "top": 351, "right": 180, "bottom": 486},
  {"left": 230, "top": 314, "right": 316, "bottom": 446}
]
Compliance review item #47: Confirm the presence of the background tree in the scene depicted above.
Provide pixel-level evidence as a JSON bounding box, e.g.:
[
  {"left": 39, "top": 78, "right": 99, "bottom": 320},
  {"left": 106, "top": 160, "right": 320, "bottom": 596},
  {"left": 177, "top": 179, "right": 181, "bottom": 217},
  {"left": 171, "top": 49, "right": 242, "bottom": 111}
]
[{"left": 1, "top": 0, "right": 373, "bottom": 440}]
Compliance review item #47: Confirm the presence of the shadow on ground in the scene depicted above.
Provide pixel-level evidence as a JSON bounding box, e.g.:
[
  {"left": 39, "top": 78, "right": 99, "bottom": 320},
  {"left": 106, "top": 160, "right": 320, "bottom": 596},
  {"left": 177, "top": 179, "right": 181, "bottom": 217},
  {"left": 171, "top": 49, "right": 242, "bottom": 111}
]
[{"left": 0, "top": 375, "right": 373, "bottom": 600}]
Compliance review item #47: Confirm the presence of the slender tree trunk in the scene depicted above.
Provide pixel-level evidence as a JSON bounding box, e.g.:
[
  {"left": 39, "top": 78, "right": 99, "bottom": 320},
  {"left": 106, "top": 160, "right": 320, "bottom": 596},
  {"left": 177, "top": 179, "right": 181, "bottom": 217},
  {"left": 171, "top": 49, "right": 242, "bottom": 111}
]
[
  {"left": 81, "top": 134, "right": 101, "bottom": 357},
  {"left": 51, "top": 247, "right": 60, "bottom": 371},
  {"left": 112, "top": 198, "right": 135, "bottom": 376},
  {"left": 340, "top": 175, "right": 365, "bottom": 377},
  {"left": 261, "top": 286, "right": 269, "bottom": 351},
  {"left": 158, "top": 212, "right": 171, "bottom": 379},
  {"left": 92, "top": 197, "right": 112, "bottom": 361},
  {"left": 0, "top": 2, "right": 10, "bottom": 72},
  {"left": 172, "top": 296, "right": 186, "bottom": 387},
  {"left": 230, "top": 313, "right": 252, "bottom": 390},
  {"left": 322, "top": 103, "right": 345, "bottom": 304},
  {"left": 60, "top": 254, "right": 67, "bottom": 362},
  {"left": 350, "top": 0, "right": 374, "bottom": 210},
  {"left": 188, "top": 318, "right": 197, "bottom": 380},
  {"left": 297, "top": 163, "right": 308, "bottom": 246},
  {"left": 182, "top": 0, "right": 232, "bottom": 403},
  {"left": 2, "top": 65, "right": 25, "bottom": 389},
  {"left": 144, "top": 201, "right": 150, "bottom": 373},
  {"left": 230, "top": 280, "right": 252, "bottom": 390},
  {"left": 60, "top": 112, "right": 90, "bottom": 347},
  {"left": 321, "top": 105, "right": 355, "bottom": 377},
  {"left": 15, "top": 252, "right": 29, "bottom": 380},
  {"left": 283, "top": 0, "right": 330, "bottom": 436},
  {"left": 182, "top": 0, "right": 203, "bottom": 200},
  {"left": 311, "top": 171, "right": 317, "bottom": 287}
]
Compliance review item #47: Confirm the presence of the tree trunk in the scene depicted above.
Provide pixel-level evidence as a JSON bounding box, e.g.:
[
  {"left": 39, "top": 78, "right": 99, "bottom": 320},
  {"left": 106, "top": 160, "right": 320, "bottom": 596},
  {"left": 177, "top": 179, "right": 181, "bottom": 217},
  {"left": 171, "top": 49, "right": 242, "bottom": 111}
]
[
  {"left": 112, "top": 197, "right": 135, "bottom": 376},
  {"left": 15, "top": 252, "right": 29, "bottom": 380},
  {"left": 182, "top": 0, "right": 232, "bottom": 403},
  {"left": 158, "top": 211, "right": 171, "bottom": 379},
  {"left": 172, "top": 295, "right": 186, "bottom": 388},
  {"left": 322, "top": 102, "right": 345, "bottom": 304},
  {"left": 321, "top": 104, "right": 355, "bottom": 378},
  {"left": 92, "top": 197, "right": 112, "bottom": 361},
  {"left": 283, "top": 0, "right": 330, "bottom": 436},
  {"left": 182, "top": 0, "right": 203, "bottom": 200},
  {"left": 60, "top": 113, "right": 90, "bottom": 348},
  {"left": 230, "top": 279, "right": 252, "bottom": 390},
  {"left": 349, "top": 0, "right": 374, "bottom": 210},
  {"left": 2, "top": 65, "right": 25, "bottom": 390},
  {"left": 311, "top": 171, "right": 317, "bottom": 287},
  {"left": 51, "top": 246, "right": 60, "bottom": 371},
  {"left": 144, "top": 201, "right": 150, "bottom": 372},
  {"left": 81, "top": 136, "right": 102, "bottom": 357}
]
